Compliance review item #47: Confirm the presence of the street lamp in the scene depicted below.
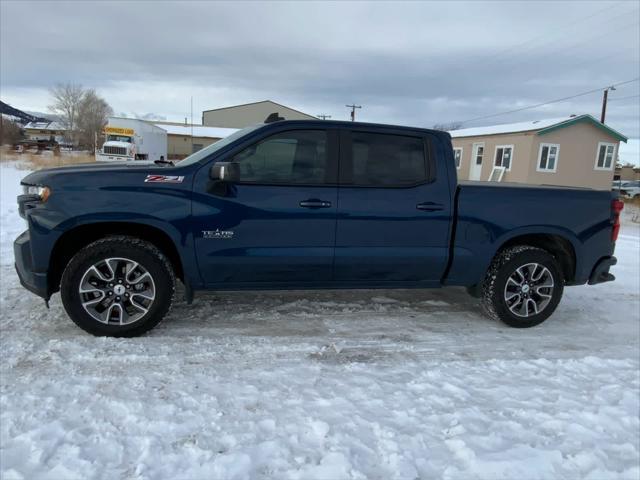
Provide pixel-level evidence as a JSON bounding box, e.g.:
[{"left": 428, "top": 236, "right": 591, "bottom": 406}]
[{"left": 600, "top": 86, "right": 616, "bottom": 124}]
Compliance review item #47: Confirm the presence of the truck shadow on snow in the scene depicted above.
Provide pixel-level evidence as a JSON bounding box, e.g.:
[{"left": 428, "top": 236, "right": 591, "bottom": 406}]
[
  {"left": 160, "top": 286, "right": 612, "bottom": 363},
  {"left": 163, "top": 287, "right": 498, "bottom": 363},
  {"left": 6, "top": 267, "right": 608, "bottom": 364}
]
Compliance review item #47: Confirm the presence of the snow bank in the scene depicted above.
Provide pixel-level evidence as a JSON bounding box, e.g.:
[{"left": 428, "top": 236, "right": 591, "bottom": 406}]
[{"left": 0, "top": 162, "right": 638, "bottom": 479}]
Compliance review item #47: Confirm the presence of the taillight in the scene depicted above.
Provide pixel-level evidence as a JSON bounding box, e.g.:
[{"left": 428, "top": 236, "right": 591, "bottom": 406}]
[{"left": 611, "top": 198, "right": 624, "bottom": 242}]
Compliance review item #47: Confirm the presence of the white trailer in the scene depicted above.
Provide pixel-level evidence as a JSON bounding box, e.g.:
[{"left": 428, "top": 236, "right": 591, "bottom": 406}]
[{"left": 96, "top": 117, "right": 167, "bottom": 163}]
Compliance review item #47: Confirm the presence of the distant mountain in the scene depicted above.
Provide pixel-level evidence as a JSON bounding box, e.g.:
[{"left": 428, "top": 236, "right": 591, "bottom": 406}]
[
  {"left": 0, "top": 101, "right": 53, "bottom": 124},
  {"left": 117, "top": 112, "right": 167, "bottom": 121},
  {"left": 25, "top": 111, "right": 60, "bottom": 122}
]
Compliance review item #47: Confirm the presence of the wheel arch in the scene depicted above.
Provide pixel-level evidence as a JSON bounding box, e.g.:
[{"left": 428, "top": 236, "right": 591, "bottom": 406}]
[
  {"left": 49, "top": 221, "right": 186, "bottom": 294},
  {"left": 494, "top": 232, "right": 577, "bottom": 283}
]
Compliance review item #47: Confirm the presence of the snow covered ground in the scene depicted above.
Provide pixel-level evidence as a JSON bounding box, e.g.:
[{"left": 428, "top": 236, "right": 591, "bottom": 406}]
[{"left": 1, "top": 163, "right": 639, "bottom": 479}]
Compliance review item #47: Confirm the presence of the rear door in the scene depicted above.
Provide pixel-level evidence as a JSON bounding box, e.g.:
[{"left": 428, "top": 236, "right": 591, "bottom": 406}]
[
  {"left": 192, "top": 127, "right": 338, "bottom": 285},
  {"left": 334, "top": 128, "right": 451, "bottom": 284}
]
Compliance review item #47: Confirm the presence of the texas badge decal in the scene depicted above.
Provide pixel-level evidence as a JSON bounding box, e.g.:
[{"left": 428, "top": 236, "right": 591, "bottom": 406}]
[
  {"left": 144, "top": 175, "right": 185, "bottom": 183},
  {"left": 203, "top": 229, "right": 234, "bottom": 239}
]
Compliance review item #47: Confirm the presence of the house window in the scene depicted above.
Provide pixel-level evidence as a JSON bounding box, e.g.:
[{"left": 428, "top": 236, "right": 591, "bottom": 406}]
[
  {"left": 475, "top": 145, "right": 484, "bottom": 165},
  {"left": 494, "top": 145, "right": 513, "bottom": 170},
  {"left": 537, "top": 143, "right": 560, "bottom": 172},
  {"left": 453, "top": 148, "right": 463, "bottom": 169},
  {"left": 595, "top": 142, "right": 616, "bottom": 170},
  {"left": 192, "top": 143, "right": 203, "bottom": 153}
]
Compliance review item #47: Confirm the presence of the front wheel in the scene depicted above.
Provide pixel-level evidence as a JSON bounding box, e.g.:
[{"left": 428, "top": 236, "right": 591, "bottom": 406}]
[
  {"left": 481, "top": 246, "right": 564, "bottom": 328},
  {"left": 60, "top": 236, "right": 175, "bottom": 337}
]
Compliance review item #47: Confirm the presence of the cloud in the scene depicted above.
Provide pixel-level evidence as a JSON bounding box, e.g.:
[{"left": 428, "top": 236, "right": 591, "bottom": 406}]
[{"left": 1, "top": 0, "right": 638, "bottom": 136}]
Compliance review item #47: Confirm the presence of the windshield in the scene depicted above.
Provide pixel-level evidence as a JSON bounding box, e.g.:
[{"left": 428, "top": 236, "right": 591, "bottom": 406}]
[
  {"left": 176, "top": 124, "right": 264, "bottom": 166},
  {"left": 107, "top": 135, "right": 132, "bottom": 143}
]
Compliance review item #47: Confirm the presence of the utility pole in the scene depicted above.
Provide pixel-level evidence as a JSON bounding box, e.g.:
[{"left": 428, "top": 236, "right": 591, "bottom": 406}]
[
  {"left": 601, "top": 86, "right": 616, "bottom": 123},
  {"left": 345, "top": 104, "right": 361, "bottom": 121},
  {"left": 317, "top": 114, "right": 332, "bottom": 120}
]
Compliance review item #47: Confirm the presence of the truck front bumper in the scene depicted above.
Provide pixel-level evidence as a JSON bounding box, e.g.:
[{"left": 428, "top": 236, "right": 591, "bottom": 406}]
[
  {"left": 588, "top": 256, "right": 617, "bottom": 285},
  {"left": 14, "top": 230, "right": 50, "bottom": 300},
  {"left": 96, "top": 153, "right": 134, "bottom": 162}
]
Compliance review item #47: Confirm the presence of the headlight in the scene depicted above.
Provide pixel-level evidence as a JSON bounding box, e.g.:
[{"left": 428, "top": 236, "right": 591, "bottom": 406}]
[{"left": 22, "top": 185, "right": 51, "bottom": 202}]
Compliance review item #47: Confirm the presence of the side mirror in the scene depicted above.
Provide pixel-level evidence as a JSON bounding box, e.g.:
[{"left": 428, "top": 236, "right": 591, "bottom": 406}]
[{"left": 210, "top": 161, "right": 240, "bottom": 182}]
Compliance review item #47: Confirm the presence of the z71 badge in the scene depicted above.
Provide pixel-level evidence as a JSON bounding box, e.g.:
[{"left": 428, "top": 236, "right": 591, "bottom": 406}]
[
  {"left": 144, "top": 175, "right": 185, "bottom": 183},
  {"left": 203, "top": 229, "right": 234, "bottom": 239}
]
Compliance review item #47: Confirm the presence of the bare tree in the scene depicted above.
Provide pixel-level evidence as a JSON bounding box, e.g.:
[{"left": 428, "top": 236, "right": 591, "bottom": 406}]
[
  {"left": 0, "top": 117, "right": 23, "bottom": 145},
  {"left": 76, "top": 89, "right": 113, "bottom": 150},
  {"left": 432, "top": 122, "right": 463, "bottom": 131},
  {"left": 48, "top": 83, "right": 85, "bottom": 145},
  {"left": 48, "top": 84, "right": 112, "bottom": 149}
]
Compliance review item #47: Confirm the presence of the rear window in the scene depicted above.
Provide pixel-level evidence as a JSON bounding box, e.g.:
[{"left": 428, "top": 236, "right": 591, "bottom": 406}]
[{"left": 349, "top": 132, "right": 426, "bottom": 186}]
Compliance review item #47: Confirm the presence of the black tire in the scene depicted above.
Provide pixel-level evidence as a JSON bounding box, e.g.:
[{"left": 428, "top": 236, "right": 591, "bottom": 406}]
[
  {"left": 481, "top": 245, "right": 564, "bottom": 328},
  {"left": 60, "top": 236, "right": 175, "bottom": 337}
]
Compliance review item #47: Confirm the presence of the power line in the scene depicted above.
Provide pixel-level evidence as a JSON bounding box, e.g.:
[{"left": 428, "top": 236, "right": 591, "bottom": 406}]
[
  {"left": 511, "top": 8, "right": 638, "bottom": 60},
  {"left": 429, "top": 2, "right": 635, "bottom": 82},
  {"left": 484, "top": 2, "right": 627, "bottom": 62},
  {"left": 608, "top": 94, "right": 640, "bottom": 102},
  {"left": 501, "top": 16, "right": 639, "bottom": 73},
  {"left": 458, "top": 78, "right": 640, "bottom": 125}
]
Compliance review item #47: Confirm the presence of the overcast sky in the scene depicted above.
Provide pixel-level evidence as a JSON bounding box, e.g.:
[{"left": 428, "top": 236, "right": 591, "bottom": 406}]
[{"left": 1, "top": 0, "right": 639, "bottom": 138}]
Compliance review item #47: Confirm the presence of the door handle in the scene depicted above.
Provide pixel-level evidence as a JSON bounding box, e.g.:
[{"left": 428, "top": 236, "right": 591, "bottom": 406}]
[
  {"left": 416, "top": 202, "right": 444, "bottom": 212},
  {"left": 299, "top": 199, "right": 332, "bottom": 209}
]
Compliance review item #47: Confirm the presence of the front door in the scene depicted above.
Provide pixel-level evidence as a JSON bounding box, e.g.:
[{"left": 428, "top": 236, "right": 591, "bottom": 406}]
[
  {"left": 191, "top": 128, "right": 338, "bottom": 285},
  {"left": 469, "top": 142, "right": 484, "bottom": 180},
  {"left": 334, "top": 129, "right": 451, "bottom": 284}
]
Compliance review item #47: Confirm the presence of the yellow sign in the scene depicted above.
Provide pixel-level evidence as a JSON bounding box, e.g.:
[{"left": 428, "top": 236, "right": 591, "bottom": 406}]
[{"left": 104, "top": 126, "right": 134, "bottom": 136}]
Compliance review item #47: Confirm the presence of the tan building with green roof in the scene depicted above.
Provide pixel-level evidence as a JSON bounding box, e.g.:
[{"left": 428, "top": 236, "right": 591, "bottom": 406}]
[{"left": 450, "top": 114, "right": 628, "bottom": 190}]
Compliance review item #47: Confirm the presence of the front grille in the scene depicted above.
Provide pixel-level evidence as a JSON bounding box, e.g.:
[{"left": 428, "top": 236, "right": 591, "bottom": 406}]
[{"left": 103, "top": 146, "right": 128, "bottom": 156}]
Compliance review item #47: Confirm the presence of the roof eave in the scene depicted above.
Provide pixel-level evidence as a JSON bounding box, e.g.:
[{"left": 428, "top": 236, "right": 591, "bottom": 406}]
[
  {"left": 537, "top": 115, "right": 628, "bottom": 142},
  {"left": 451, "top": 128, "right": 539, "bottom": 139}
]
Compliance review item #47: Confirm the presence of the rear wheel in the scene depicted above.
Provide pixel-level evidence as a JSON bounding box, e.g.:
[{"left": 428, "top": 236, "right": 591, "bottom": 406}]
[
  {"left": 481, "top": 246, "right": 564, "bottom": 328},
  {"left": 61, "top": 236, "right": 175, "bottom": 337}
]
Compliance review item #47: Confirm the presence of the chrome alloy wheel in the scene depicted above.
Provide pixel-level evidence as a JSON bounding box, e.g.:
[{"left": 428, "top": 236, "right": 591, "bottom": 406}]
[
  {"left": 503, "top": 262, "right": 554, "bottom": 318},
  {"left": 78, "top": 257, "right": 156, "bottom": 325}
]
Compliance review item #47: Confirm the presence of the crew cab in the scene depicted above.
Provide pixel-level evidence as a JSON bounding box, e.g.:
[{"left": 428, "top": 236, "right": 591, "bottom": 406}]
[{"left": 14, "top": 120, "right": 623, "bottom": 336}]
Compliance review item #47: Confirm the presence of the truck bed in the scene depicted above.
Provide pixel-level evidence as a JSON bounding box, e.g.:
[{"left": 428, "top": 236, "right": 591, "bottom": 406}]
[{"left": 447, "top": 182, "right": 615, "bottom": 287}]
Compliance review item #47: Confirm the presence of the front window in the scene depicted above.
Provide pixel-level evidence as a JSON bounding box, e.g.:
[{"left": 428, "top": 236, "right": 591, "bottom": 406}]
[
  {"left": 176, "top": 124, "right": 263, "bottom": 166},
  {"left": 453, "top": 147, "right": 463, "bottom": 169},
  {"left": 233, "top": 130, "right": 328, "bottom": 184},
  {"left": 494, "top": 145, "right": 513, "bottom": 170},
  {"left": 595, "top": 142, "right": 616, "bottom": 170},
  {"left": 107, "top": 135, "right": 132, "bottom": 143},
  {"left": 537, "top": 143, "right": 560, "bottom": 172}
]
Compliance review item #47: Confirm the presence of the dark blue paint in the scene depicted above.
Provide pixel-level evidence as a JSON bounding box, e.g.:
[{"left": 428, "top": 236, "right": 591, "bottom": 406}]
[
  {"left": 13, "top": 120, "right": 616, "bottom": 301},
  {"left": 191, "top": 182, "right": 338, "bottom": 284}
]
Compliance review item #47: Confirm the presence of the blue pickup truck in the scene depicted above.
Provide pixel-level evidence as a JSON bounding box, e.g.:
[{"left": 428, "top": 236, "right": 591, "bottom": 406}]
[{"left": 15, "top": 120, "right": 624, "bottom": 336}]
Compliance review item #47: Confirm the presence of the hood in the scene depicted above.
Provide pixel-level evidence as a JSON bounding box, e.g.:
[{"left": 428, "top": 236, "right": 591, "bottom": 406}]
[{"left": 20, "top": 162, "right": 162, "bottom": 186}]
